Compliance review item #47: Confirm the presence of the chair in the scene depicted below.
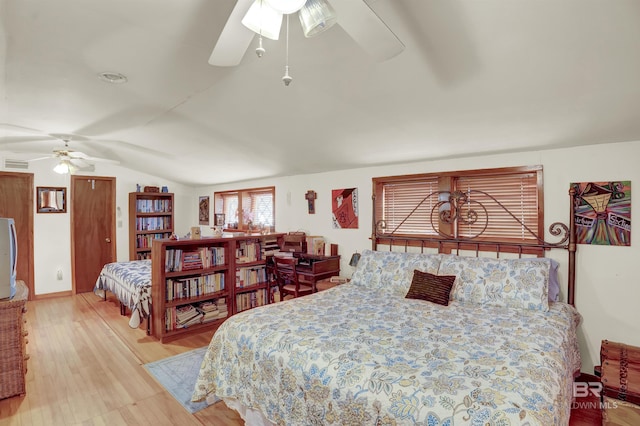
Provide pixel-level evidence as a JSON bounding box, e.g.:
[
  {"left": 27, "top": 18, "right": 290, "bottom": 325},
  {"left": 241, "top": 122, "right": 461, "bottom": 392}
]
[{"left": 273, "top": 256, "right": 314, "bottom": 299}]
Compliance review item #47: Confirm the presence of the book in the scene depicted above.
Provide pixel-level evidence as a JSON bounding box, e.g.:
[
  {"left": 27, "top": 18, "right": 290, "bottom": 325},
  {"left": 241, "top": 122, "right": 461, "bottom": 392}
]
[{"left": 330, "top": 276, "right": 349, "bottom": 284}]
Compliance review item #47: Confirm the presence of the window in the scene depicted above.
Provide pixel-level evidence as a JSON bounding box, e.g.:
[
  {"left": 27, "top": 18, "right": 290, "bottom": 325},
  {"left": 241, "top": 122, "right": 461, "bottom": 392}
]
[
  {"left": 373, "top": 166, "right": 543, "bottom": 243},
  {"left": 214, "top": 186, "right": 275, "bottom": 231}
]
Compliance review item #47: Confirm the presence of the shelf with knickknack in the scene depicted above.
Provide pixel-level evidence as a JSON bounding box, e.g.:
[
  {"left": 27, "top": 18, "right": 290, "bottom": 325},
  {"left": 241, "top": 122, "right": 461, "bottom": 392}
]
[
  {"left": 151, "top": 233, "right": 284, "bottom": 342},
  {"left": 129, "top": 191, "right": 174, "bottom": 260}
]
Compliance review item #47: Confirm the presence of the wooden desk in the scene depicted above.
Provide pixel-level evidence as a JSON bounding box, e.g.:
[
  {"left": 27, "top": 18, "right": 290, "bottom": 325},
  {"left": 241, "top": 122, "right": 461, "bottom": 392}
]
[{"left": 293, "top": 254, "right": 340, "bottom": 288}]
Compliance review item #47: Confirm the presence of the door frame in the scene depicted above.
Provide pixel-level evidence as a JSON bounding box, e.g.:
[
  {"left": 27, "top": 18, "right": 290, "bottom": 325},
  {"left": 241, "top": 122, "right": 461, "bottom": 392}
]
[{"left": 70, "top": 175, "right": 117, "bottom": 294}]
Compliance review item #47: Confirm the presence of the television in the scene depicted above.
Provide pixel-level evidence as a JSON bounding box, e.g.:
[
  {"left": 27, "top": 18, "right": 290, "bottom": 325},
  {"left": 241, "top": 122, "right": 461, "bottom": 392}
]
[{"left": 0, "top": 217, "right": 18, "bottom": 299}]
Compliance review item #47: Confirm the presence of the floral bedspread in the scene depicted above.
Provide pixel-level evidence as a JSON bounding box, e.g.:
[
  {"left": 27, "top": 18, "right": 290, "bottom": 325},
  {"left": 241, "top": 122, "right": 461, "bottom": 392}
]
[
  {"left": 192, "top": 283, "right": 581, "bottom": 425},
  {"left": 94, "top": 259, "right": 151, "bottom": 328}
]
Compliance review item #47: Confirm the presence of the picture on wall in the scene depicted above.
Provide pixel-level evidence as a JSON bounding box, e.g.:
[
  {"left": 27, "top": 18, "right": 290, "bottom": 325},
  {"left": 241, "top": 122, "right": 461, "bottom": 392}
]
[
  {"left": 199, "top": 196, "right": 210, "bottom": 225},
  {"left": 571, "top": 181, "right": 631, "bottom": 246},
  {"left": 332, "top": 188, "right": 358, "bottom": 229}
]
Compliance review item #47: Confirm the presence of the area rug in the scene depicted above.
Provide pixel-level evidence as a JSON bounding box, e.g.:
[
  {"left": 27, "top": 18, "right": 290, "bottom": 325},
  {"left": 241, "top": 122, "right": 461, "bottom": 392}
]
[{"left": 144, "top": 347, "right": 213, "bottom": 414}]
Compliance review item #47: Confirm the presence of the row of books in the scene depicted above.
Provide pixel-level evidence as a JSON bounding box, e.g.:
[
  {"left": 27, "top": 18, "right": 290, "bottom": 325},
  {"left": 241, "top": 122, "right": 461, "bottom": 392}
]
[
  {"left": 236, "top": 266, "right": 267, "bottom": 288},
  {"left": 136, "top": 199, "right": 172, "bottom": 213},
  {"left": 165, "top": 299, "right": 228, "bottom": 331},
  {"left": 236, "top": 289, "right": 268, "bottom": 312},
  {"left": 165, "top": 246, "right": 226, "bottom": 272},
  {"left": 236, "top": 240, "right": 262, "bottom": 263},
  {"left": 135, "top": 216, "right": 172, "bottom": 231},
  {"left": 136, "top": 233, "right": 170, "bottom": 249},
  {"left": 165, "top": 273, "right": 225, "bottom": 301}
]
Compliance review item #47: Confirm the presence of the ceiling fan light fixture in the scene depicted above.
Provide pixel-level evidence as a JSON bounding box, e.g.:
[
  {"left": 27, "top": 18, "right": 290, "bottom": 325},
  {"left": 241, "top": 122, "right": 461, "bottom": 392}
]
[
  {"left": 53, "top": 158, "right": 77, "bottom": 175},
  {"left": 265, "top": 0, "right": 306, "bottom": 14},
  {"left": 242, "top": 0, "right": 283, "bottom": 41},
  {"left": 299, "top": 0, "right": 337, "bottom": 38}
]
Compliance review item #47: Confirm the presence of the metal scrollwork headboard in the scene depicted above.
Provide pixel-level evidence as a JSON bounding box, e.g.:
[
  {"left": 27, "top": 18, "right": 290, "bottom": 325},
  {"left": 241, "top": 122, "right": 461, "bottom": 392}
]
[{"left": 372, "top": 188, "right": 578, "bottom": 305}]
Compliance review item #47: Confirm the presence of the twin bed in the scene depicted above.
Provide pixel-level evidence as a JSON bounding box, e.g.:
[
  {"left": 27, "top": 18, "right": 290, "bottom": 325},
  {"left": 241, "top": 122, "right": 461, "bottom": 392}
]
[
  {"left": 190, "top": 189, "right": 582, "bottom": 425},
  {"left": 94, "top": 259, "right": 152, "bottom": 330}
]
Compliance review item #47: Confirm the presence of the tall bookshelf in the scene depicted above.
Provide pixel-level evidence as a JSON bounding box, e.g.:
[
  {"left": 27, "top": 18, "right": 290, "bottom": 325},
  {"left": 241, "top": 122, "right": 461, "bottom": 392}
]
[
  {"left": 151, "top": 233, "right": 284, "bottom": 342},
  {"left": 129, "top": 192, "right": 174, "bottom": 260}
]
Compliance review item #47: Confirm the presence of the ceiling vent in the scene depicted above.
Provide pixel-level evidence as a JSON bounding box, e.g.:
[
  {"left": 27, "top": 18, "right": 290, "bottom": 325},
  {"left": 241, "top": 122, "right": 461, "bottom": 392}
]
[{"left": 4, "top": 159, "right": 29, "bottom": 170}]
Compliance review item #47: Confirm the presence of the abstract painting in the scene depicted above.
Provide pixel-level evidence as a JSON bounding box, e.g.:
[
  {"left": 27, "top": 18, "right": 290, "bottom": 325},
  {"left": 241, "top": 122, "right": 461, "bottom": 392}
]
[{"left": 571, "top": 181, "right": 631, "bottom": 246}]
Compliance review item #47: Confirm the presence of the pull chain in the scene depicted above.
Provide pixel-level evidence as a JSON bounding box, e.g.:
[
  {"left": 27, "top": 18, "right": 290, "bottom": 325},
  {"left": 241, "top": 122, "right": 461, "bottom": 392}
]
[{"left": 282, "top": 14, "right": 292, "bottom": 86}]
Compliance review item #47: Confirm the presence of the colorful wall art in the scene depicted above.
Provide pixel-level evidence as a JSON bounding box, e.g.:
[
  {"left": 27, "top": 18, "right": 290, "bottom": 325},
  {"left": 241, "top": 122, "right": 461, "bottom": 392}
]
[
  {"left": 571, "top": 181, "right": 631, "bottom": 246},
  {"left": 332, "top": 188, "right": 359, "bottom": 229}
]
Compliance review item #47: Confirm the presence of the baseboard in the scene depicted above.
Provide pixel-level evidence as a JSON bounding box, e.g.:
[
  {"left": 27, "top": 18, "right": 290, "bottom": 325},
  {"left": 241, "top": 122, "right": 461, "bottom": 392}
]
[{"left": 33, "top": 290, "right": 72, "bottom": 300}]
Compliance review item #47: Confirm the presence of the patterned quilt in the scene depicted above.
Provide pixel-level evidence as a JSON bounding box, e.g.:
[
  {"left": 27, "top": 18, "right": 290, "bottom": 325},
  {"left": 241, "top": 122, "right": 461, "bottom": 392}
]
[
  {"left": 94, "top": 259, "right": 152, "bottom": 328},
  {"left": 192, "top": 282, "right": 581, "bottom": 425}
]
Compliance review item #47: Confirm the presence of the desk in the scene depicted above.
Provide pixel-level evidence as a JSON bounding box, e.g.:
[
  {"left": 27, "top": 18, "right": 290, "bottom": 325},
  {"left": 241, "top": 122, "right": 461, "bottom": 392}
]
[
  {"left": 294, "top": 254, "right": 340, "bottom": 288},
  {"left": 269, "top": 254, "right": 340, "bottom": 293}
]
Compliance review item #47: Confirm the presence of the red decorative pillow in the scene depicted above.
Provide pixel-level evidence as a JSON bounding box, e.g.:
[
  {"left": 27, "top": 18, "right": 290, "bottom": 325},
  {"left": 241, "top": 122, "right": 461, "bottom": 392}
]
[{"left": 405, "top": 270, "right": 456, "bottom": 306}]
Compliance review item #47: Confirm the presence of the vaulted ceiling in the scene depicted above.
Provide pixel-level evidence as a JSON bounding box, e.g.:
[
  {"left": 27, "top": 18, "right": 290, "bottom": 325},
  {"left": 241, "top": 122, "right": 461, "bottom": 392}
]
[{"left": 1, "top": 0, "right": 639, "bottom": 186}]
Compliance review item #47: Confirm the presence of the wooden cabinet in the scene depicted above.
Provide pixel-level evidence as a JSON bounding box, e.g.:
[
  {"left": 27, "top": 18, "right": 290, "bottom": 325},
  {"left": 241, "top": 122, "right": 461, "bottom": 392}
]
[
  {"left": 129, "top": 192, "right": 174, "bottom": 260},
  {"left": 0, "top": 280, "right": 29, "bottom": 399},
  {"left": 151, "top": 233, "right": 284, "bottom": 342}
]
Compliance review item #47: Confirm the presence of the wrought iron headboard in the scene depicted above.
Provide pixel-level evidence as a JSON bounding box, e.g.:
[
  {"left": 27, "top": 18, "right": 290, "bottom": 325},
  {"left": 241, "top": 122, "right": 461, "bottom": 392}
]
[{"left": 372, "top": 188, "right": 578, "bottom": 305}]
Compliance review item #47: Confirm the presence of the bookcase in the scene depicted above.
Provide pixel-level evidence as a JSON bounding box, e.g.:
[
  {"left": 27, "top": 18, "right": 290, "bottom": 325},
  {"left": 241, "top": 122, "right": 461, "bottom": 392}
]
[
  {"left": 129, "top": 192, "right": 174, "bottom": 260},
  {"left": 151, "top": 233, "right": 284, "bottom": 342}
]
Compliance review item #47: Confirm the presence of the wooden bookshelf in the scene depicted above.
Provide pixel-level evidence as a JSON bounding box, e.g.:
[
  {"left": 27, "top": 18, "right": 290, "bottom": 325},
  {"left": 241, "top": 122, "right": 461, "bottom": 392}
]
[
  {"left": 129, "top": 192, "right": 174, "bottom": 260},
  {"left": 151, "top": 233, "right": 284, "bottom": 342}
]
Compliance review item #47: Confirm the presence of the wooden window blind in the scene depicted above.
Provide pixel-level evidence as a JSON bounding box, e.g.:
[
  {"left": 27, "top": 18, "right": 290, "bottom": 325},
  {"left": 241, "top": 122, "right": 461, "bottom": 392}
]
[
  {"left": 454, "top": 171, "right": 542, "bottom": 242},
  {"left": 380, "top": 177, "right": 439, "bottom": 235},
  {"left": 374, "top": 166, "right": 543, "bottom": 242}
]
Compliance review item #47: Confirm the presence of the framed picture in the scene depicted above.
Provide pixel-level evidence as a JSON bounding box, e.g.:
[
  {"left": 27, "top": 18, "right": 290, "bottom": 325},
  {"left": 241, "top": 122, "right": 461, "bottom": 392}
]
[
  {"left": 199, "top": 196, "right": 210, "bottom": 225},
  {"left": 36, "top": 186, "right": 67, "bottom": 213},
  {"left": 332, "top": 188, "right": 358, "bottom": 229},
  {"left": 214, "top": 213, "right": 225, "bottom": 227}
]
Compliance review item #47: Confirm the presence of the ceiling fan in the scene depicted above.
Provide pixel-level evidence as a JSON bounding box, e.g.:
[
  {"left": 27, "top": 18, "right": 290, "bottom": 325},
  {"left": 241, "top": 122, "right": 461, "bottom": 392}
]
[
  {"left": 29, "top": 138, "right": 120, "bottom": 174},
  {"left": 209, "top": 0, "right": 405, "bottom": 67},
  {"left": 0, "top": 124, "right": 121, "bottom": 174}
]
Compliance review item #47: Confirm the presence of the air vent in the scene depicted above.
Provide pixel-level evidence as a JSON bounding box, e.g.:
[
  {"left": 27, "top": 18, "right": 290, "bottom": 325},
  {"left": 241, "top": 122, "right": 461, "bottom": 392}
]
[{"left": 4, "top": 159, "right": 29, "bottom": 169}]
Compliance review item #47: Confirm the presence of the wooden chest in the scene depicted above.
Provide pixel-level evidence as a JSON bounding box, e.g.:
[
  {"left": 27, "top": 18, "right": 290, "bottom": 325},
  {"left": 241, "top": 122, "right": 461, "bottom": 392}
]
[
  {"left": 601, "top": 340, "right": 640, "bottom": 404},
  {"left": 601, "top": 340, "right": 640, "bottom": 425}
]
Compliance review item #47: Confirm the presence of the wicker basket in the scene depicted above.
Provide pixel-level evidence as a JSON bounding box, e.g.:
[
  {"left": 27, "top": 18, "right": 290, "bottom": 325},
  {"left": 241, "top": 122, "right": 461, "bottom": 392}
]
[{"left": 0, "top": 282, "right": 28, "bottom": 399}]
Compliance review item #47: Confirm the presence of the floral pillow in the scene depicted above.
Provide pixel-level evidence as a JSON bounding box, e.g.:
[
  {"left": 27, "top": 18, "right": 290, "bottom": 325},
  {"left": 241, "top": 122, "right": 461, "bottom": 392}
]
[
  {"left": 439, "top": 254, "right": 550, "bottom": 311},
  {"left": 350, "top": 250, "right": 442, "bottom": 296}
]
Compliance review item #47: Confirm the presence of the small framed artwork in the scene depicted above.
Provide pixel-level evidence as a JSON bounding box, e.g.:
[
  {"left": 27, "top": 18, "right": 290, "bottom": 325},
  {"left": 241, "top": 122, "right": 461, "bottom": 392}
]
[
  {"left": 199, "top": 196, "right": 210, "bottom": 225},
  {"left": 36, "top": 187, "right": 67, "bottom": 213},
  {"left": 214, "top": 213, "right": 225, "bottom": 227}
]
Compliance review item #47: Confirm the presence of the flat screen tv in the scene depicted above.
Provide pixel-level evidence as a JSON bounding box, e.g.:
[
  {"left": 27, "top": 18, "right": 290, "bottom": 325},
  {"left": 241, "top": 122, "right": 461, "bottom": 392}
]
[{"left": 0, "top": 217, "right": 18, "bottom": 299}]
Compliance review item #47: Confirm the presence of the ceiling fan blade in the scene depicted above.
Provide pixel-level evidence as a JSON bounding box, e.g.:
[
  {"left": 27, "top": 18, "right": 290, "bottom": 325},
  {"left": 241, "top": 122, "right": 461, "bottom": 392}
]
[
  {"left": 67, "top": 151, "right": 120, "bottom": 165},
  {"left": 209, "top": 0, "right": 255, "bottom": 66},
  {"left": 27, "top": 155, "right": 55, "bottom": 162},
  {"left": 333, "top": 0, "right": 405, "bottom": 61}
]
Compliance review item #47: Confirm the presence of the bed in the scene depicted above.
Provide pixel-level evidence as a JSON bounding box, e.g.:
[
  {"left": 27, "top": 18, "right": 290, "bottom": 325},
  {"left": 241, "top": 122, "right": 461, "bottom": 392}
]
[
  {"left": 94, "top": 259, "right": 152, "bottom": 330},
  {"left": 192, "top": 189, "right": 582, "bottom": 425}
]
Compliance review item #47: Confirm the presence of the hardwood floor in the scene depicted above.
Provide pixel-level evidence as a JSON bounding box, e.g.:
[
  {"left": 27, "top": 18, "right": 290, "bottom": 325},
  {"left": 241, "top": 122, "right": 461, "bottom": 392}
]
[
  {"left": 0, "top": 292, "right": 602, "bottom": 425},
  {"left": 0, "top": 292, "right": 243, "bottom": 426}
]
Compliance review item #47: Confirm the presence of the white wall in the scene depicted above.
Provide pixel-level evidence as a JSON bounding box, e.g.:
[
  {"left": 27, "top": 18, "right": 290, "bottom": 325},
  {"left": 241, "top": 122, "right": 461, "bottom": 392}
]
[
  {"left": 2, "top": 156, "right": 196, "bottom": 296},
  {"left": 199, "top": 140, "right": 640, "bottom": 374}
]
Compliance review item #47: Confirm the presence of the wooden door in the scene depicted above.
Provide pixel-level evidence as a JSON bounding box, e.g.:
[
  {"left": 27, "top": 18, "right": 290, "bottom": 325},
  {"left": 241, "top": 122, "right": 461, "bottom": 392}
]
[
  {"left": 71, "top": 175, "right": 116, "bottom": 294},
  {"left": 0, "top": 172, "right": 34, "bottom": 299}
]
